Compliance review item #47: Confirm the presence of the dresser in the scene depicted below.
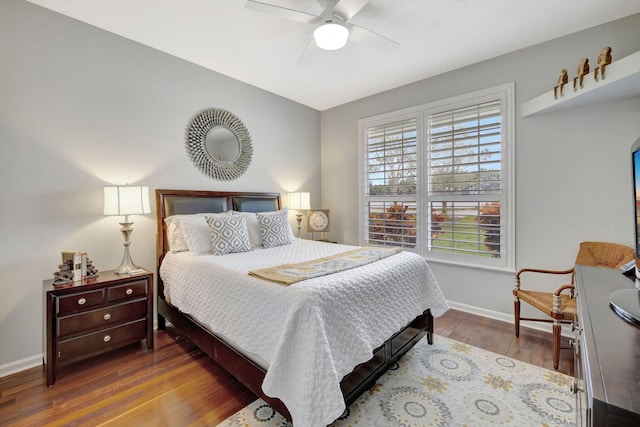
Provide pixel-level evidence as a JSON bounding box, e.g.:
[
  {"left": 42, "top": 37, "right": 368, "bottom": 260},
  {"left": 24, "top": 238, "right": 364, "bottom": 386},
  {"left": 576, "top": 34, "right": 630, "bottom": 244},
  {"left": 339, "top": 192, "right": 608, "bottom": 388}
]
[
  {"left": 573, "top": 265, "right": 640, "bottom": 426},
  {"left": 44, "top": 270, "right": 154, "bottom": 386}
]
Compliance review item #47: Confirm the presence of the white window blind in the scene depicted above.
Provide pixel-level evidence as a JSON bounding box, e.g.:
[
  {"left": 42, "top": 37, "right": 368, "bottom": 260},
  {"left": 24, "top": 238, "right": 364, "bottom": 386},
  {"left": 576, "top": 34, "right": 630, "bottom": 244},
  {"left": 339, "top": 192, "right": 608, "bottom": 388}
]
[
  {"left": 427, "top": 101, "right": 504, "bottom": 260},
  {"left": 363, "top": 117, "right": 417, "bottom": 247}
]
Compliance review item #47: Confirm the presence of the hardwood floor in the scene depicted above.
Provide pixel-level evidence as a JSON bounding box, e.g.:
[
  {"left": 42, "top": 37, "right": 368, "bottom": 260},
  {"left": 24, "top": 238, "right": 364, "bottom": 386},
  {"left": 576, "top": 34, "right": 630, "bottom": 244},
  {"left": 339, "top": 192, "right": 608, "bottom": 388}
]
[{"left": 0, "top": 309, "right": 573, "bottom": 426}]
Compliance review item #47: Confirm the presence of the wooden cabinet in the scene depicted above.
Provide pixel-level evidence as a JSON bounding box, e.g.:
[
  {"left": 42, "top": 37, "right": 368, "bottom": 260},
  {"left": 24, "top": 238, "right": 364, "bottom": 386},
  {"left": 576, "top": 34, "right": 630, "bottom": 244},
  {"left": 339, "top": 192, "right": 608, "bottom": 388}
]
[
  {"left": 44, "top": 270, "right": 153, "bottom": 386},
  {"left": 573, "top": 265, "right": 640, "bottom": 426}
]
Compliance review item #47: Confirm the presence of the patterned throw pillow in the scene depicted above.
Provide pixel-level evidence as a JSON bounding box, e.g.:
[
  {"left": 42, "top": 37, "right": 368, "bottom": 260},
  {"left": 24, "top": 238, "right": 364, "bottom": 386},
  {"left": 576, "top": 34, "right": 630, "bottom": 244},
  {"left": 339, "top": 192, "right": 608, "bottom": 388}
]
[
  {"left": 256, "top": 210, "right": 293, "bottom": 248},
  {"left": 206, "top": 215, "right": 252, "bottom": 255}
]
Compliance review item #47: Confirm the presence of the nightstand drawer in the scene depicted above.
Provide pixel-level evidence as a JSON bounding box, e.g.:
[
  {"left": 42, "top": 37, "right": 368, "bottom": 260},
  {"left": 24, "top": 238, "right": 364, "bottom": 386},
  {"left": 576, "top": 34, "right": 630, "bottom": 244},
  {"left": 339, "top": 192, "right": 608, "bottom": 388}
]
[
  {"left": 57, "top": 319, "right": 147, "bottom": 362},
  {"left": 58, "top": 289, "right": 105, "bottom": 315},
  {"left": 57, "top": 299, "right": 147, "bottom": 338},
  {"left": 107, "top": 280, "right": 147, "bottom": 302}
]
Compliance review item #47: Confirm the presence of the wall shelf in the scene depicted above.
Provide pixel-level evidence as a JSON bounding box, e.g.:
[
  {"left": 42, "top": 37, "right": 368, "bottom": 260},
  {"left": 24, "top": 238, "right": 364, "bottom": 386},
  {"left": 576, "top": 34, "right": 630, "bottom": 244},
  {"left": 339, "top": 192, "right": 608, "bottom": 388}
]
[{"left": 521, "top": 50, "right": 640, "bottom": 117}]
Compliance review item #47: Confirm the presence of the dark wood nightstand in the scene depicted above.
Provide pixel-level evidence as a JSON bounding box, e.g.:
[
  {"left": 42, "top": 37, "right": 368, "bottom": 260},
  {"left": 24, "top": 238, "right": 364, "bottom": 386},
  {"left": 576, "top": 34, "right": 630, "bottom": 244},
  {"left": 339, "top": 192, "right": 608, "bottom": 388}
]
[{"left": 43, "top": 269, "right": 154, "bottom": 386}]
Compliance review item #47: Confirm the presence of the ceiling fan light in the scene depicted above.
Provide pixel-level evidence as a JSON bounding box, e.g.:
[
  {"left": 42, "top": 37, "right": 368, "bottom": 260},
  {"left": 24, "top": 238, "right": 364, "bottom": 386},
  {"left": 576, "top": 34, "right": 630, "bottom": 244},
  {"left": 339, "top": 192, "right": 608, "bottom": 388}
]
[{"left": 313, "top": 23, "right": 349, "bottom": 50}]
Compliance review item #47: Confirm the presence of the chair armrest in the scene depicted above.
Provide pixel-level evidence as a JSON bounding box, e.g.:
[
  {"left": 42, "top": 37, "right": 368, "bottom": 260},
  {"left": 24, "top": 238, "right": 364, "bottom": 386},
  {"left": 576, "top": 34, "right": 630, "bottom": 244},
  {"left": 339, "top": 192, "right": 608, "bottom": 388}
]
[
  {"left": 514, "top": 267, "right": 575, "bottom": 293},
  {"left": 554, "top": 284, "right": 575, "bottom": 296},
  {"left": 553, "top": 284, "right": 576, "bottom": 314},
  {"left": 515, "top": 267, "right": 575, "bottom": 279}
]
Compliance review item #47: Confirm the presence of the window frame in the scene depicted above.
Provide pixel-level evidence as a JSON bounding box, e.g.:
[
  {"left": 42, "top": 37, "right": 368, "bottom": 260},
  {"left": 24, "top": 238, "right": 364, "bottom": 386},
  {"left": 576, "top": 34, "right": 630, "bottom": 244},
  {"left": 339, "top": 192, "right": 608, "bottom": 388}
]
[{"left": 358, "top": 83, "right": 515, "bottom": 271}]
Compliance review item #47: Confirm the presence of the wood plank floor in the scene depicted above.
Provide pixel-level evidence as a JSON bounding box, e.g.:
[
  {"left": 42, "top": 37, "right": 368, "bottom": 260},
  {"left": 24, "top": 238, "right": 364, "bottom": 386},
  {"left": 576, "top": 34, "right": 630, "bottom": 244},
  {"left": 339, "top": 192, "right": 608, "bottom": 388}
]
[{"left": 0, "top": 309, "right": 574, "bottom": 426}]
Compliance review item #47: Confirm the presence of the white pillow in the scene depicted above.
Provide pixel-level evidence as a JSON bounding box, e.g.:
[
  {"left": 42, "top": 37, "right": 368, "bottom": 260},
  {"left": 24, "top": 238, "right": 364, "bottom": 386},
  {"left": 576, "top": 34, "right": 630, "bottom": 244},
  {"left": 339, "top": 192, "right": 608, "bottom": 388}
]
[
  {"left": 231, "top": 211, "right": 262, "bottom": 248},
  {"left": 257, "top": 209, "right": 293, "bottom": 248},
  {"left": 206, "top": 215, "right": 252, "bottom": 255},
  {"left": 164, "top": 216, "right": 188, "bottom": 253},
  {"left": 179, "top": 212, "right": 231, "bottom": 254}
]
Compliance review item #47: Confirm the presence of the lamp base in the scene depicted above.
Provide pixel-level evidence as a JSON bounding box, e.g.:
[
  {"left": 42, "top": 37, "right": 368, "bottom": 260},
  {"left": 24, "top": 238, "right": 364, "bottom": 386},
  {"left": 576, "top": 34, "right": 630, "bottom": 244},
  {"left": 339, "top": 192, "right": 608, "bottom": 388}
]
[
  {"left": 295, "top": 213, "right": 303, "bottom": 238},
  {"left": 114, "top": 220, "right": 145, "bottom": 275}
]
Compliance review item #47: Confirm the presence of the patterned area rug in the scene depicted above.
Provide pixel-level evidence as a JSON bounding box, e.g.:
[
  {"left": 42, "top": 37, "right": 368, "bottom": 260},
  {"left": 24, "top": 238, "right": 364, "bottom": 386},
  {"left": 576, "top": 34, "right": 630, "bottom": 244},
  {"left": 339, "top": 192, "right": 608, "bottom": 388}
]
[{"left": 217, "top": 335, "right": 575, "bottom": 426}]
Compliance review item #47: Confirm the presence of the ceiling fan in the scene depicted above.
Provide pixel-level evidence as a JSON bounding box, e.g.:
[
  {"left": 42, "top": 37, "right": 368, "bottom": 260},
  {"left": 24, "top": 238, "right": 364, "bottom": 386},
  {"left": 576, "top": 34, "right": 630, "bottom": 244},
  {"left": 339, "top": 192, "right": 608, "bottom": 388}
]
[{"left": 245, "top": 0, "right": 399, "bottom": 65}]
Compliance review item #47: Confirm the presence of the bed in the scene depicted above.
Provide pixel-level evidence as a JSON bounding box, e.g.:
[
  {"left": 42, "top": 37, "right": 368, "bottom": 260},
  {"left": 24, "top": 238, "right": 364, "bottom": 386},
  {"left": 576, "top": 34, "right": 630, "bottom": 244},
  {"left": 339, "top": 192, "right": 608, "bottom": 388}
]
[{"left": 155, "top": 189, "right": 448, "bottom": 426}]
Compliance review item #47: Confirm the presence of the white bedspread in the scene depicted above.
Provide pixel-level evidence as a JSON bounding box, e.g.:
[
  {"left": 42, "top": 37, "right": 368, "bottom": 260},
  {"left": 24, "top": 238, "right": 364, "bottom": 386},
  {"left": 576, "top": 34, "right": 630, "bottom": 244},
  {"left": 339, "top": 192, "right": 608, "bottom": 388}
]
[{"left": 160, "top": 240, "right": 448, "bottom": 426}]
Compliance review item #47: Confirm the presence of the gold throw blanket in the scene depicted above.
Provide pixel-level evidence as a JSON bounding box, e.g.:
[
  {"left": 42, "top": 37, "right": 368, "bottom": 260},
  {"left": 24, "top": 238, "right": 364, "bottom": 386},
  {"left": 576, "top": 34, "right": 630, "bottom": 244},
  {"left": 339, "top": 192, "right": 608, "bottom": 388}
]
[{"left": 248, "top": 247, "right": 402, "bottom": 285}]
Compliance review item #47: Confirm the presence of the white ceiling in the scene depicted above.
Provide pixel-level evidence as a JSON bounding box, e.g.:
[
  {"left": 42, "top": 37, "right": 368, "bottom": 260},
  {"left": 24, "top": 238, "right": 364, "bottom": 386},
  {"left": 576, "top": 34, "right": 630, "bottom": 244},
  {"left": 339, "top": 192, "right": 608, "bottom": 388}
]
[{"left": 25, "top": 0, "right": 640, "bottom": 111}]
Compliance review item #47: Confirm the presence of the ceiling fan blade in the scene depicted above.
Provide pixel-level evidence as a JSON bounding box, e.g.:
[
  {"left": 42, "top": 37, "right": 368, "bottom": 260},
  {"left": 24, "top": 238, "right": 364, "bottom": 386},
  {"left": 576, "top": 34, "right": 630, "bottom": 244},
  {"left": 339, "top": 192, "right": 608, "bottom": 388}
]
[
  {"left": 348, "top": 24, "right": 399, "bottom": 53},
  {"left": 333, "top": 0, "right": 371, "bottom": 21},
  {"left": 295, "top": 38, "right": 319, "bottom": 67},
  {"left": 245, "top": 0, "right": 320, "bottom": 24}
]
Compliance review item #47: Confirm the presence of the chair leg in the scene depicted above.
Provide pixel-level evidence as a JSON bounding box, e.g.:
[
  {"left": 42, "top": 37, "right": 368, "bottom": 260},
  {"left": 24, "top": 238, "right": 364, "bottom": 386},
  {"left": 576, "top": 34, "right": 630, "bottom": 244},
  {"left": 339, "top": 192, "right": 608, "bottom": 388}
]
[
  {"left": 552, "top": 322, "right": 561, "bottom": 370},
  {"left": 514, "top": 298, "right": 520, "bottom": 337}
]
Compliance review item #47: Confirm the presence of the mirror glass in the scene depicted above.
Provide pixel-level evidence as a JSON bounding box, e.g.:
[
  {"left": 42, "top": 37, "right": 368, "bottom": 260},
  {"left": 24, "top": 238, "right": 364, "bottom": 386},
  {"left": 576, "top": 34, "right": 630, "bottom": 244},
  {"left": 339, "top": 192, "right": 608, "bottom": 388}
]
[{"left": 205, "top": 126, "right": 240, "bottom": 163}]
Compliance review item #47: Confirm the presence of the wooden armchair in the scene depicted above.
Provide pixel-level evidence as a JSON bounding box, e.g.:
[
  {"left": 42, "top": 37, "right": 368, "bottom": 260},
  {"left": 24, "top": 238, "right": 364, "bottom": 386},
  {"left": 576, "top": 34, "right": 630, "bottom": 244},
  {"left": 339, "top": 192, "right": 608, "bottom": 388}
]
[{"left": 513, "top": 241, "right": 634, "bottom": 370}]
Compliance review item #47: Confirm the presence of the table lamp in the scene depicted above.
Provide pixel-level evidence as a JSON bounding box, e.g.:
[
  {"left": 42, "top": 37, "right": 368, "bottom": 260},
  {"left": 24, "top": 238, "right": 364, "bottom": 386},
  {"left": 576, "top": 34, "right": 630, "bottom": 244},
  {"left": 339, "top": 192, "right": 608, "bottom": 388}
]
[
  {"left": 288, "top": 192, "right": 311, "bottom": 238},
  {"left": 103, "top": 185, "right": 150, "bottom": 274}
]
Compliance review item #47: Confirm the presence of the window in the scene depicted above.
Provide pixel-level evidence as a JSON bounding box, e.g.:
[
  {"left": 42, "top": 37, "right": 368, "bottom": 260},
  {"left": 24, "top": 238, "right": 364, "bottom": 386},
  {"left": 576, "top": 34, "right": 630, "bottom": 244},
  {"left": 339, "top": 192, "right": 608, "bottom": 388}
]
[
  {"left": 363, "top": 116, "right": 418, "bottom": 248},
  {"left": 360, "top": 84, "right": 514, "bottom": 270}
]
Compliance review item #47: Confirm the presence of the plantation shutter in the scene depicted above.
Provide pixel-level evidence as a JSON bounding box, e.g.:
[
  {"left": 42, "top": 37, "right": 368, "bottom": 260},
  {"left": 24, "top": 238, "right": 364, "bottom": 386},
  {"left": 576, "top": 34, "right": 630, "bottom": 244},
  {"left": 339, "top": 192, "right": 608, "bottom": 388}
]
[
  {"left": 363, "top": 117, "right": 418, "bottom": 247},
  {"left": 426, "top": 101, "right": 503, "bottom": 259}
]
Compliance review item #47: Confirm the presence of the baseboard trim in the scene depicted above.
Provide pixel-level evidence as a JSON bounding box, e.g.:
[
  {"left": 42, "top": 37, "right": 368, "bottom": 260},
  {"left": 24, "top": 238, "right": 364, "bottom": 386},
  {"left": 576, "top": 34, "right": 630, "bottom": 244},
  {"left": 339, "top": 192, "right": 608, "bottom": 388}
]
[
  {"left": 445, "top": 300, "right": 572, "bottom": 337},
  {"left": 0, "top": 354, "right": 42, "bottom": 378}
]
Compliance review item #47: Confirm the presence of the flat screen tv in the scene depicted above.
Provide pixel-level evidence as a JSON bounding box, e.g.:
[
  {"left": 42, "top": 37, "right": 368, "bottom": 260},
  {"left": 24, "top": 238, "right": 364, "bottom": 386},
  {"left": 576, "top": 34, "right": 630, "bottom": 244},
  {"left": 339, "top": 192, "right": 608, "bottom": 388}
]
[{"left": 631, "top": 137, "right": 640, "bottom": 278}]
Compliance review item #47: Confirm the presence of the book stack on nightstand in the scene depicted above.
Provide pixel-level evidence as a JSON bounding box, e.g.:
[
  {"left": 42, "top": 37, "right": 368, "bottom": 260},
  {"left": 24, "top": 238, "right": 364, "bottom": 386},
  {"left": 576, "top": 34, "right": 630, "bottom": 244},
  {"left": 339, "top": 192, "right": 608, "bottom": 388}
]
[{"left": 43, "top": 269, "right": 153, "bottom": 386}]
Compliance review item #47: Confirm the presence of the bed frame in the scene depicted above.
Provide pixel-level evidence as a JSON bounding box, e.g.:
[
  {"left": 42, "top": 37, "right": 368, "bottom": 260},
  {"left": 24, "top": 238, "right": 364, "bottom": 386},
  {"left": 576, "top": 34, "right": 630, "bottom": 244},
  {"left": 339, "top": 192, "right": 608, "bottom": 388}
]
[{"left": 155, "top": 189, "right": 433, "bottom": 421}]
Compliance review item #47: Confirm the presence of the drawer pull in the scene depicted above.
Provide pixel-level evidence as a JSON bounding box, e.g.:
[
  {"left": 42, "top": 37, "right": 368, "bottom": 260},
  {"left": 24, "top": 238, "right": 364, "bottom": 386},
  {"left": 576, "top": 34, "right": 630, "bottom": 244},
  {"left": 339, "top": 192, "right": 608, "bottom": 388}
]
[
  {"left": 103, "top": 335, "right": 111, "bottom": 343},
  {"left": 77, "top": 297, "right": 86, "bottom": 305},
  {"left": 103, "top": 313, "right": 112, "bottom": 321},
  {"left": 125, "top": 288, "right": 133, "bottom": 295}
]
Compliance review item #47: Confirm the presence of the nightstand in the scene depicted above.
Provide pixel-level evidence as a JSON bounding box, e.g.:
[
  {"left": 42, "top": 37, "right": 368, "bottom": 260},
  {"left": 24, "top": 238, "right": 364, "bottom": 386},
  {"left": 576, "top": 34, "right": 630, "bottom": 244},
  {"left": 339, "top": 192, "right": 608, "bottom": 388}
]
[{"left": 43, "top": 269, "right": 154, "bottom": 386}]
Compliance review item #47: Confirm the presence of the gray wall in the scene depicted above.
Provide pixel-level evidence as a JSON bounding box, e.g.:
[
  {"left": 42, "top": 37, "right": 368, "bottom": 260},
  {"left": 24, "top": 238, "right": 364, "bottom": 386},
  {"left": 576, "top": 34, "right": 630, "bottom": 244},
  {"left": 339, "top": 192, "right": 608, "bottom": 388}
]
[
  {"left": 321, "top": 14, "right": 640, "bottom": 320},
  {"left": 3, "top": 0, "right": 640, "bottom": 376},
  {"left": 0, "top": 0, "right": 320, "bottom": 373}
]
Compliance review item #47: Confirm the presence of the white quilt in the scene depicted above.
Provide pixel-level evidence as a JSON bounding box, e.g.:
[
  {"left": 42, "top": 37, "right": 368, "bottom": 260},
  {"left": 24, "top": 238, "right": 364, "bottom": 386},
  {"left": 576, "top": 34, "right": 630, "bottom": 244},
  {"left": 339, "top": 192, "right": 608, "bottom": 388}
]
[{"left": 160, "top": 240, "right": 448, "bottom": 426}]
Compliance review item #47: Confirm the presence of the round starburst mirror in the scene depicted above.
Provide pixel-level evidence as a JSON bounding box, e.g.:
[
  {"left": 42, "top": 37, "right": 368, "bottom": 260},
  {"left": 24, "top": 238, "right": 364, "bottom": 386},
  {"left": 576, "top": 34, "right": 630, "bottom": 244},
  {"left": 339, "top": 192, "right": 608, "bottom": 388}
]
[{"left": 186, "top": 109, "right": 253, "bottom": 181}]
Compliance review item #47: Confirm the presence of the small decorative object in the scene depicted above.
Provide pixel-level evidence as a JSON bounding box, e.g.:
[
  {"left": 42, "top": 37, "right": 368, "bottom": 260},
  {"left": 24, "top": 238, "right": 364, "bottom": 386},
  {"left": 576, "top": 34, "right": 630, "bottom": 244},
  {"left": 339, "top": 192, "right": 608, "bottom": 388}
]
[
  {"left": 104, "top": 185, "right": 150, "bottom": 274},
  {"left": 288, "top": 192, "right": 311, "bottom": 238},
  {"left": 573, "top": 58, "right": 590, "bottom": 91},
  {"left": 72, "top": 252, "right": 82, "bottom": 281},
  {"left": 81, "top": 252, "right": 88, "bottom": 280},
  {"left": 53, "top": 253, "right": 99, "bottom": 285},
  {"left": 594, "top": 46, "right": 612, "bottom": 81},
  {"left": 307, "top": 209, "right": 330, "bottom": 241},
  {"left": 553, "top": 69, "right": 569, "bottom": 99},
  {"left": 61, "top": 251, "right": 76, "bottom": 263}
]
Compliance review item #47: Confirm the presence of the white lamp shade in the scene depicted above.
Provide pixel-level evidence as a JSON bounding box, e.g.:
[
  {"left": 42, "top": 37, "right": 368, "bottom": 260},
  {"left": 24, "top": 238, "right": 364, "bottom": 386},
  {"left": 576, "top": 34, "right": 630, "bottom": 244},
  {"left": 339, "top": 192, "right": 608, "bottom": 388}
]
[
  {"left": 288, "top": 192, "right": 311, "bottom": 211},
  {"left": 104, "top": 186, "right": 151, "bottom": 216},
  {"left": 313, "top": 23, "right": 349, "bottom": 50}
]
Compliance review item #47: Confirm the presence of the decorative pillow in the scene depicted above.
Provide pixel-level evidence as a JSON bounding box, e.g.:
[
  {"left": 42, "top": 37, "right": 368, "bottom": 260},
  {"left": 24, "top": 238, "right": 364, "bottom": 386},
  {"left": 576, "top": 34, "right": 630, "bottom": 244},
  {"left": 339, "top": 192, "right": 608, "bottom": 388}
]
[
  {"left": 179, "top": 212, "right": 231, "bottom": 254},
  {"left": 164, "top": 216, "right": 188, "bottom": 252},
  {"left": 256, "top": 209, "right": 293, "bottom": 248},
  {"left": 206, "top": 215, "right": 252, "bottom": 255}
]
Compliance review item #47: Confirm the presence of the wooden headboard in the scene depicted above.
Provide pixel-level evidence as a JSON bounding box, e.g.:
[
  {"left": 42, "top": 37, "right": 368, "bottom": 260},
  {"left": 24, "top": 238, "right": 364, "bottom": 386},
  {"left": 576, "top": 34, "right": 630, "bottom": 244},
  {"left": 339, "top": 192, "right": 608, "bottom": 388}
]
[{"left": 155, "top": 189, "right": 281, "bottom": 269}]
